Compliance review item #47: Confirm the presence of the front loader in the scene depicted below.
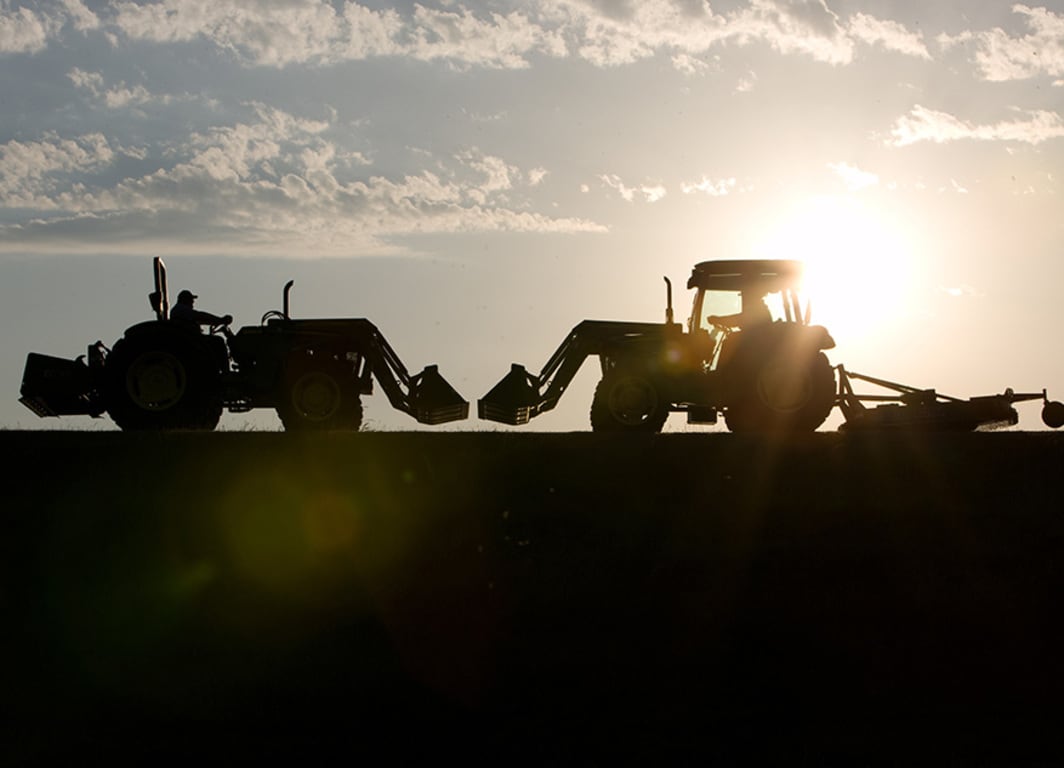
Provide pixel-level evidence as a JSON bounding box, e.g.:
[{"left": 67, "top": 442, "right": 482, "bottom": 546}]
[
  {"left": 478, "top": 259, "right": 1064, "bottom": 433},
  {"left": 19, "top": 258, "right": 468, "bottom": 431}
]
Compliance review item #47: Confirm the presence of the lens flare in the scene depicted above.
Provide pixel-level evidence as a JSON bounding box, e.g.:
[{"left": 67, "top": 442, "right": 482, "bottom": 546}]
[{"left": 753, "top": 195, "right": 915, "bottom": 349}]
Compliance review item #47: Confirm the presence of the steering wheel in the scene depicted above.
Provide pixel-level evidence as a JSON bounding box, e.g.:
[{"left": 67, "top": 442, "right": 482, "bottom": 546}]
[{"left": 261, "top": 309, "right": 287, "bottom": 325}]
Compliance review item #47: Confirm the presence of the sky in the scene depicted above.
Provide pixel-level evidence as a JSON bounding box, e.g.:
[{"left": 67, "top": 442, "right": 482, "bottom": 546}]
[{"left": 1, "top": 0, "right": 1063, "bottom": 432}]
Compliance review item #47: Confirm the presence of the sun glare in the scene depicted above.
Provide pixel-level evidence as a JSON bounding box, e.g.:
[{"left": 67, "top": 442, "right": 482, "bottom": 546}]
[{"left": 752, "top": 196, "right": 914, "bottom": 349}]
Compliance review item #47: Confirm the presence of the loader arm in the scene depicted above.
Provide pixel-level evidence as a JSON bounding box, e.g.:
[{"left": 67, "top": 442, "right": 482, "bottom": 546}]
[
  {"left": 478, "top": 320, "right": 675, "bottom": 425},
  {"left": 354, "top": 321, "right": 469, "bottom": 425}
]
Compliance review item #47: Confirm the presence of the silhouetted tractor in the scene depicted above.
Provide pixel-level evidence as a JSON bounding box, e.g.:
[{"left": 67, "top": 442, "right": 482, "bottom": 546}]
[
  {"left": 20, "top": 258, "right": 468, "bottom": 431},
  {"left": 479, "top": 259, "right": 1064, "bottom": 433}
]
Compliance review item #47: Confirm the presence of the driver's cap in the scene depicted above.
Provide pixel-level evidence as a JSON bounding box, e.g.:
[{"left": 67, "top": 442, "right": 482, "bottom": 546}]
[{"left": 177, "top": 289, "right": 198, "bottom": 302}]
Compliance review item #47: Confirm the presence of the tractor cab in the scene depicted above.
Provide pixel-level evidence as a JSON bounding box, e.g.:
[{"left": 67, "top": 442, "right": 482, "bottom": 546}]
[
  {"left": 686, "top": 259, "right": 812, "bottom": 336},
  {"left": 683, "top": 259, "right": 832, "bottom": 377}
]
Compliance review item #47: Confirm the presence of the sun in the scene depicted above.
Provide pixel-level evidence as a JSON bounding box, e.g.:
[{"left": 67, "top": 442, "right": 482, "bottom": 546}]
[{"left": 751, "top": 195, "right": 915, "bottom": 349}]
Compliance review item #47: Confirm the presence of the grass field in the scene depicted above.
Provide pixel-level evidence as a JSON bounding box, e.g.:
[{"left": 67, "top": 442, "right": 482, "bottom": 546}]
[{"left": 4, "top": 431, "right": 1064, "bottom": 765}]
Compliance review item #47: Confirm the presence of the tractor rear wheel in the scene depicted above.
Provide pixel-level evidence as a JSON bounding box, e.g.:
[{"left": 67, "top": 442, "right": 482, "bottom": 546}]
[
  {"left": 105, "top": 331, "right": 223, "bottom": 431},
  {"left": 590, "top": 368, "right": 669, "bottom": 433},
  {"left": 725, "top": 352, "right": 836, "bottom": 434},
  {"left": 277, "top": 358, "right": 363, "bottom": 431}
]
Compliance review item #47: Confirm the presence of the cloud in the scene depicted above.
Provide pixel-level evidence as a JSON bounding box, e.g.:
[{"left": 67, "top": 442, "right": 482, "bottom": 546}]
[
  {"left": 599, "top": 174, "right": 666, "bottom": 202},
  {"left": 89, "top": 0, "right": 932, "bottom": 72},
  {"left": 110, "top": 0, "right": 346, "bottom": 67},
  {"left": 0, "top": 105, "right": 604, "bottom": 256},
  {"left": 68, "top": 68, "right": 161, "bottom": 108},
  {"left": 61, "top": 0, "right": 99, "bottom": 32},
  {"left": 681, "top": 176, "right": 737, "bottom": 196},
  {"left": 889, "top": 105, "right": 1064, "bottom": 146},
  {"left": 943, "top": 284, "right": 983, "bottom": 298},
  {"left": 738, "top": 0, "right": 853, "bottom": 65},
  {"left": 0, "top": 132, "right": 116, "bottom": 207},
  {"left": 0, "top": 0, "right": 99, "bottom": 54},
  {"left": 109, "top": 0, "right": 566, "bottom": 69},
  {"left": 735, "top": 70, "right": 757, "bottom": 92},
  {"left": 828, "top": 162, "right": 878, "bottom": 191},
  {"left": 0, "top": 0, "right": 934, "bottom": 74},
  {"left": 0, "top": 3, "right": 53, "bottom": 54},
  {"left": 940, "top": 4, "right": 1064, "bottom": 82},
  {"left": 847, "top": 12, "right": 930, "bottom": 59}
]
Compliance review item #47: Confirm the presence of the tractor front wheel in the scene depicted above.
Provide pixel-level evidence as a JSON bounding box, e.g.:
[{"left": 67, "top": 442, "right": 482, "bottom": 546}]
[
  {"left": 725, "top": 352, "right": 836, "bottom": 434},
  {"left": 590, "top": 368, "right": 669, "bottom": 433},
  {"left": 277, "top": 358, "right": 363, "bottom": 431}
]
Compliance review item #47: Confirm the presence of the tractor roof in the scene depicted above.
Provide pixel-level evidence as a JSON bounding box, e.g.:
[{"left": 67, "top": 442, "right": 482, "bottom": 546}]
[{"left": 687, "top": 259, "right": 804, "bottom": 292}]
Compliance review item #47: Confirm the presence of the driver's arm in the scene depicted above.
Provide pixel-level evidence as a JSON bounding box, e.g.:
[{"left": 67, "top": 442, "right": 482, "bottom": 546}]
[
  {"left": 195, "top": 309, "right": 233, "bottom": 326},
  {"left": 707, "top": 312, "right": 743, "bottom": 329}
]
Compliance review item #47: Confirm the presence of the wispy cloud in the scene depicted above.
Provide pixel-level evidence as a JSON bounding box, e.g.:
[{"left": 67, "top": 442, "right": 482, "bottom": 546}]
[
  {"left": 889, "top": 105, "right": 1064, "bottom": 146},
  {"left": 681, "top": 176, "right": 738, "bottom": 196},
  {"left": 847, "top": 12, "right": 930, "bottom": 60},
  {"left": 600, "top": 174, "right": 667, "bottom": 203},
  {"left": 828, "top": 162, "right": 878, "bottom": 191},
  {"left": 68, "top": 68, "right": 164, "bottom": 108},
  {"left": 939, "top": 4, "right": 1064, "bottom": 82}
]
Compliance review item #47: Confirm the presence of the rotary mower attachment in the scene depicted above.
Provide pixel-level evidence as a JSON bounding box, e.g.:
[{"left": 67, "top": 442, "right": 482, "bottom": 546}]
[{"left": 835, "top": 365, "right": 1064, "bottom": 432}]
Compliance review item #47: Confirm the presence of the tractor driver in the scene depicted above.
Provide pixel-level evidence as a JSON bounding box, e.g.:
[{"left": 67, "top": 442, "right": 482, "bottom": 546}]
[
  {"left": 171, "top": 289, "right": 233, "bottom": 332},
  {"left": 707, "top": 289, "right": 772, "bottom": 331}
]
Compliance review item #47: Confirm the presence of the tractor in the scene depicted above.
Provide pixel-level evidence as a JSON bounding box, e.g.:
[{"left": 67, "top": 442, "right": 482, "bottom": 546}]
[
  {"left": 479, "top": 259, "right": 837, "bottom": 433},
  {"left": 19, "top": 258, "right": 468, "bottom": 431},
  {"left": 478, "top": 258, "right": 1064, "bottom": 433}
]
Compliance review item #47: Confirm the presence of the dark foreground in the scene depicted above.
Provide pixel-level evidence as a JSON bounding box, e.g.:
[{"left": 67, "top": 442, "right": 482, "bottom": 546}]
[{"left": 4, "top": 430, "right": 1064, "bottom": 765}]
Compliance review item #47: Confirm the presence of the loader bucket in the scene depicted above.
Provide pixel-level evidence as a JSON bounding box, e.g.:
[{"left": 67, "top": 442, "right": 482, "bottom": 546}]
[
  {"left": 407, "top": 364, "right": 469, "bottom": 425},
  {"left": 478, "top": 364, "right": 541, "bottom": 425}
]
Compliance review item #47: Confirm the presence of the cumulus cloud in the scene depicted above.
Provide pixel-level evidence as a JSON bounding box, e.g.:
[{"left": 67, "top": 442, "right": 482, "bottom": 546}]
[
  {"left": 0, "top": 0, "right": 99, "bottom": 54},
  {"left": 889, "top": 105, "right": 1064, "bottom": 146},
  {"left": 78, "top": 0, "right": 930, "bottom": 71},
  {"left": 62, "top": 0, "right": 99, "bottom": 32},
  {"left": 940, "top": 4, "right": 1064, "bottom": 82},
  {"left": 0, "top": 105, "right": 604, "bottom": 256},
  {"left": 0, "top": 3, "right": 53, "bottom": 54},
  {"left": 0, "top": 132, "right": 116, "bottom": 207},
  {"left": 109, "top": 0, "right": 566, "bottom": 69},
  {"left": 0, "top": 0, "right": 935, "bottom": 73}
]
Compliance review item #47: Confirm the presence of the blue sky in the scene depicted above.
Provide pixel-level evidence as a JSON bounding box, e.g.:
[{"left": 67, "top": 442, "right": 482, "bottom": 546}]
[{"left": 2, "top": 0, "right": 1063, "bottom": 431}]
